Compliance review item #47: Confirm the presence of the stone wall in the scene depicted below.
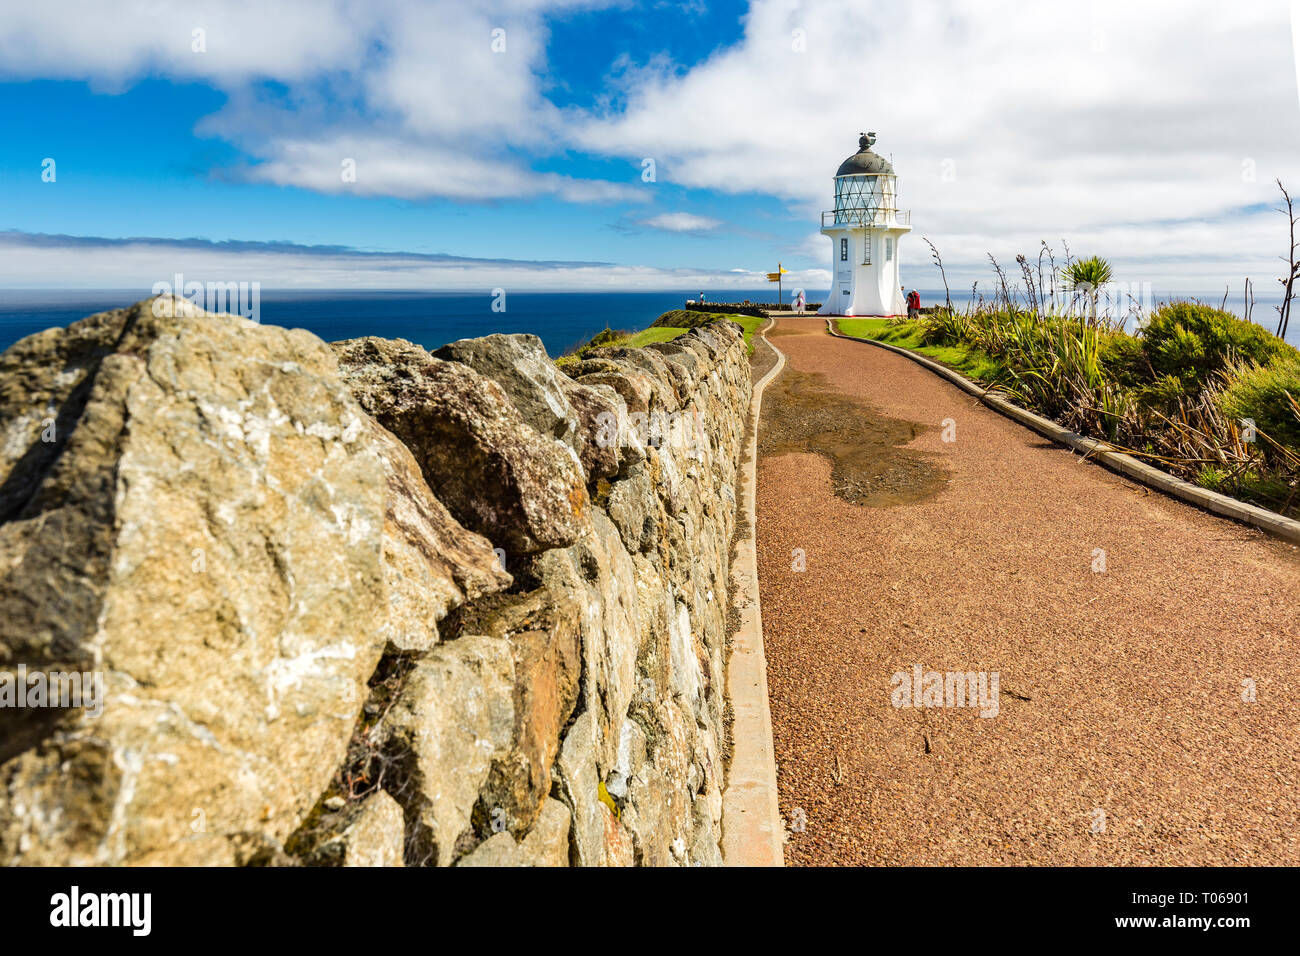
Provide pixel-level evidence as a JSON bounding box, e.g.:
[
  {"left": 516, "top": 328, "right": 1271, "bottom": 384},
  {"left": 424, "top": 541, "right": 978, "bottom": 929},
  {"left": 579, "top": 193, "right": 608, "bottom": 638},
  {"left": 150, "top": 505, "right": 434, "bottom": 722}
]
[{"left": 0, "top": 296, "right": 751, "bottom": 866}]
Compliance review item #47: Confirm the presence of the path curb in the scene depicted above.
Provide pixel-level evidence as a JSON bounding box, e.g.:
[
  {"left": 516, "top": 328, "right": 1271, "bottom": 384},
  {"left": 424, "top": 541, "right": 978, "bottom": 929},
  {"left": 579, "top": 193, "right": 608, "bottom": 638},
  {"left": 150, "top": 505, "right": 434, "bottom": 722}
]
[
  {"left": 721, "top": 318, "right": 786, "bottom": 867},
  {"left": 827, "top": 320, "right": 1300, "bottom": 546}
]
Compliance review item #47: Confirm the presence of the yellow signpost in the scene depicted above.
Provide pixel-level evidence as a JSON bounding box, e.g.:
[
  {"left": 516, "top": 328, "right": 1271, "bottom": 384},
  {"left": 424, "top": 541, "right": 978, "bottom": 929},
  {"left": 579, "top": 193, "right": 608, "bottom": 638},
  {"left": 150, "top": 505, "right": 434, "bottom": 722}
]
[{"left": 767, "top": 263, "right": 789, "bottom": 305}]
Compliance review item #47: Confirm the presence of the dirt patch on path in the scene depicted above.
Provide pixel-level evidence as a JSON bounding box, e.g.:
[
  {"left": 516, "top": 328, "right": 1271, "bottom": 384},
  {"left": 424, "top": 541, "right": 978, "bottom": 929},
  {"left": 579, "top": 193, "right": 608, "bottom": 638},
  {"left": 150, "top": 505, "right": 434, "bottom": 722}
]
[
  {"left": 748, "top": 328, "right": 779, "bottom": 382},
  {"left": 759, "top": 366, "right": 949, "bottom": 508}
]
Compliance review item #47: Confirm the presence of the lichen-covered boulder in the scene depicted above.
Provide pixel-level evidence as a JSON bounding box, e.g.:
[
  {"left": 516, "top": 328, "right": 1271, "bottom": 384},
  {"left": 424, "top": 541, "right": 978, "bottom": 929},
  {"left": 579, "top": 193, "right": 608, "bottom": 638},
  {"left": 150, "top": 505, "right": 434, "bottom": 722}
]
[
  {"left": 557, "top": 376, "right": 634, "bottom": 481},
  {"left": 568, "top": 350, "right": 672, "bottom": 415},
  {"left": 587, "top": 346, "right": 681, "bottom": 411},
  {"left": 435, "top": 333, "right": 634, "bottom": 484},
  {"left": 452, "top": 584, "right": 583, "bottom": 835},
  {"left": 454, "top": 797, "right": 571, "bottom": 867},
  {"left": 377, "top": 635, "right": 516, "bottom": 867},
  {"left": 334, "top": 336, "right": 590, "bottom": 555},
  {"left": 368, "top": 419, "right": 510, "bottom": 652},
  {"left": 0, "top": 296, "right": 502, "bottom": 865},
  {"left": 434, "top": 333, "right": 576, "bottom": 444}
]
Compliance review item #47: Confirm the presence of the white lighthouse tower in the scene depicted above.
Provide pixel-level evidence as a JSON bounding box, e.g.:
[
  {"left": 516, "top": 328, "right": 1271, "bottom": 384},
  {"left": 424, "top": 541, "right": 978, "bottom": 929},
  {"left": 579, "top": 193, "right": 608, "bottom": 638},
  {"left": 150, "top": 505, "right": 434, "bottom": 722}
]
[{"left": 818, "top": 132, "right": 911, "bottom": 317}]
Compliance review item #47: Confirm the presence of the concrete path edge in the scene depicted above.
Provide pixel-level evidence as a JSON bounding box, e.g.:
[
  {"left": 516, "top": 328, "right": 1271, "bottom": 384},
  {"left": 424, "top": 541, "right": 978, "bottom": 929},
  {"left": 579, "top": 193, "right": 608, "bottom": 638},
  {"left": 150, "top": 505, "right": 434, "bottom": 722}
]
[
  {"left": 721, "top": 318, "right": 787, "bottom": 866},
  {"left": 826, "top": 319, "right": 1300, "bottom": 545}
]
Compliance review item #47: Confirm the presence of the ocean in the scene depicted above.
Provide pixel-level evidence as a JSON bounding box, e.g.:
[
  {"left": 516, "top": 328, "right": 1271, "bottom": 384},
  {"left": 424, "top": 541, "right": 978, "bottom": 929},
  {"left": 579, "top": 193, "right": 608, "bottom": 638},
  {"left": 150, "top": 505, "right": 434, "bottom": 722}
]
[
  {"left": 0, "top": 289, "right": 779, "bottom": 358},
  {"left": 1, "top": 287, "right": 1296, "bottom": 355}
]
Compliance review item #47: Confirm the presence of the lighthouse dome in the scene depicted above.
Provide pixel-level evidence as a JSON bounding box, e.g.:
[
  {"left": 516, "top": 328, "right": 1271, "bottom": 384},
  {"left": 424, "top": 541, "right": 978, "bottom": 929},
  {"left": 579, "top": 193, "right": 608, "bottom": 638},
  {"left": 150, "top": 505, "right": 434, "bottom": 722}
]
[{"left": 835, "top": 132, "right": 894, "bottom": 177}]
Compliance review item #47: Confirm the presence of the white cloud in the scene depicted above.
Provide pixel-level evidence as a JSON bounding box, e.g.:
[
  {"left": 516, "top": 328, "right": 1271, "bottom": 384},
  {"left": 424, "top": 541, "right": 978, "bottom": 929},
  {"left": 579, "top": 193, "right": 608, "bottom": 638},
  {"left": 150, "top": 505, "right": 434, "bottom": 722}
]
[
  {"left": 0, "top": 0, "right": 625, "bottom": 201},
  {"left": 3, "top": 0, "right": 1300, "bottom": 291},
  {"left": 639, "top": 212, "right": 723, "bottom": 232},
  {"left": 573, "top": 0, "right": 1300, "bottom": 287},
  {"left": 0, "top": 0, "right": 369, "bottom": 85},
  {"left": 241, "top": 135, "right": 646, "bottom": 202},
  {"left": 0, "top": 231, "right": 769, "bottom": 290}
]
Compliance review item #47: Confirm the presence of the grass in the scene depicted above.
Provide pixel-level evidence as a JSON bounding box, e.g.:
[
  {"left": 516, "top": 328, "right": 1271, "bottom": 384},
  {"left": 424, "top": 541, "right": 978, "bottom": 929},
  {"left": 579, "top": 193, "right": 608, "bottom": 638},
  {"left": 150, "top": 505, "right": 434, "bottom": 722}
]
[
  {"left": 649, "top": 309, "right": 723, "bottom": 329},
  {"left": 624, "top": 326, "right": 688, "bottom": 348},
  {"left": 730, "top": 314, "right": 764, "bottom": 354},
  {"left": 836, "top": 307, "right": 1300, "bottom": 518},
  {"left": 560, "top": 311, "right": 763, "bottom": 366},
  {"left": 835, "top": 318, "right": 1000, "bottom": 381}
]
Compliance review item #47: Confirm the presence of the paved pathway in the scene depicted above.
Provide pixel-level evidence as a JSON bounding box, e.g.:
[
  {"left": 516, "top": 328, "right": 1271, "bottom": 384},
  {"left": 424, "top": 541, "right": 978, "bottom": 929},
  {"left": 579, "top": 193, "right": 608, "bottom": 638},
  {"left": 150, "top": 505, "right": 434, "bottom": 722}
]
[{"left": 755, "top": 315, "right": 1300, "bottom": 865}]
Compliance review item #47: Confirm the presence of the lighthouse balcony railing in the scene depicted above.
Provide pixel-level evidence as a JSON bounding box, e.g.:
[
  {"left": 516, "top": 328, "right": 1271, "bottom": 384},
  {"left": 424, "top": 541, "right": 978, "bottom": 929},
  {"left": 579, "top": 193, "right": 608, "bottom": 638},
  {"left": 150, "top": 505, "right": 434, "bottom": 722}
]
[{"left": 822, "top": 208, "right": 911, "bottom": 228}]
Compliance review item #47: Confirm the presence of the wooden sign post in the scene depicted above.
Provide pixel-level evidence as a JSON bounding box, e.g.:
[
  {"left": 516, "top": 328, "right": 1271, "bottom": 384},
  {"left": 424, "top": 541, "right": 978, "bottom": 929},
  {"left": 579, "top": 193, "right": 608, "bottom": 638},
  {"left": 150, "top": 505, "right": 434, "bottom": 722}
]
[{"left": 766, "top": 263, "right": 789, "bottom": 306}]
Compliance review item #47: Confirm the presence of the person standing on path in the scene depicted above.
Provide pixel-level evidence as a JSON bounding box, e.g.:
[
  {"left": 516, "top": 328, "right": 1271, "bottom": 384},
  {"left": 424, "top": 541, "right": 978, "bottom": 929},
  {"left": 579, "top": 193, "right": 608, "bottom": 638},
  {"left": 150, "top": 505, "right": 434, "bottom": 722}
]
[{"left": 794, "top": 289, "right": 806, "bottom": 314}]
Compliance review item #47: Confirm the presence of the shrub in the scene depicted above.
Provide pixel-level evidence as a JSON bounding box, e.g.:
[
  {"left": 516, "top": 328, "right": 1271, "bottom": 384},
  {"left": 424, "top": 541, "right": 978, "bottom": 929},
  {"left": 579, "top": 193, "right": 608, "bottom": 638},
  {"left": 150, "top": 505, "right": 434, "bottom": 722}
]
[
  {"left": 919, "top": 308, "right": 973, "bottom": 346},
  {"left": 560, "top": 325, "right": 633, "bottom": 359},
  {"left": 587, "top": 327, "right": 624, "bottom": 348},
  {"left": 1217, "top": 354, "right": 1300, "bottom": 453},
  {"left": 650, "top": 309, "right": 719, "bottom": 329},
  {"left": 1097, "top": 331, "right": 1145, "bottom": 385},
  {"left": 1140, "top": 302, "right": 1291, "bottom": 390},
  {"left": 1196, "top": 465, "right": 1228, "bottom": 492},
  {"left": 1060, "top": 255, "right": 1113, "bottom": 321},
  {"left": 1136, "top": 373, "right": 1190, "bottom": 414}
]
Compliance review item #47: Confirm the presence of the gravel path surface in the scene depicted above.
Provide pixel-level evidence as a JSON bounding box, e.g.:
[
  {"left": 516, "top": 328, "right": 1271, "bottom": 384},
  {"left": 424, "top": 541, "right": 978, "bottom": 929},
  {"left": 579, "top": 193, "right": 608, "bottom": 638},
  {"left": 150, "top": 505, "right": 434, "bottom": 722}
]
[
  {"left": 748, "top": 321, "right": 779, "bottom": 382},
  {"left": 755, "top": 316, "right": 1300, "bottom": 866}
]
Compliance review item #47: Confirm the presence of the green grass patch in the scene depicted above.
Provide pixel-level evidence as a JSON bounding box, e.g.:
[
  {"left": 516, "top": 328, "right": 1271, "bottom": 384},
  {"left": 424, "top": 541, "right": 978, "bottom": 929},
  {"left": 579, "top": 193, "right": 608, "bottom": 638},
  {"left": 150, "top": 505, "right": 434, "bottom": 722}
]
[
  {"left": 840, "top": 305, "right": 1300, "bottom": 517},
  {"left": 730, "top": 314, "right": 764, "bottom": 354},
  {"left": 652, "top": 309, "right": 763, "bottom": 354},
  {"left": 834, "top": 318, "right": 1000, "bottom": 381},
  {"left": 623, "top": 326, "right": 687, "bottom": 348},
  {"left": 649, "top": 309, "right": 722, "bottom": 329},
  {"left": 646, "top": 311, "right": 762, "bottom": 354},
  {"left": 559, "top": 311, "right": 761, "bottom": 366}
]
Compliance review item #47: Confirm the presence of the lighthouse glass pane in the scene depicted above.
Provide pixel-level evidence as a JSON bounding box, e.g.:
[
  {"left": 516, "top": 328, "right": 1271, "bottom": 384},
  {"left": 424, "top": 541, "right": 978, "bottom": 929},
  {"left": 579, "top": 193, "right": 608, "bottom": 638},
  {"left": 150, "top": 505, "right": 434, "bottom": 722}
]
[{"left": 834, "top": 174, "right": 893, "bottom": 224}]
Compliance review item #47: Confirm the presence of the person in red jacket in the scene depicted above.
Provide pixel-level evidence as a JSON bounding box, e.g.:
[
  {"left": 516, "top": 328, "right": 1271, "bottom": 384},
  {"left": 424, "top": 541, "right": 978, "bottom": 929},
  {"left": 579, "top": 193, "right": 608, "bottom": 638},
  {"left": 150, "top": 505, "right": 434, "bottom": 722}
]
[{"left": 906, "top": 289, "right": 921, "bottom": 318}]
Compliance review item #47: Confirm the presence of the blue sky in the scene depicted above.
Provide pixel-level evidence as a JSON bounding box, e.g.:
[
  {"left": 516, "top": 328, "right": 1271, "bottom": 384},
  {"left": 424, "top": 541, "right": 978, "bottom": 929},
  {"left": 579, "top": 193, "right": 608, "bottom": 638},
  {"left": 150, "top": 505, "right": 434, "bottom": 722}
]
[{"left": 2, "top": 0, "right": 1300, "bottom": 294}]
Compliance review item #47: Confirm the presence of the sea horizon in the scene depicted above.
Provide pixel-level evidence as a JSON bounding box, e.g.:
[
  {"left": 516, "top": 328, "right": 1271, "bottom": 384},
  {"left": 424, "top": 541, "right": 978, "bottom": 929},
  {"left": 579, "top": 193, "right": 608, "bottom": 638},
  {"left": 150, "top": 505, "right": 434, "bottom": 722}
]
[
  {"left": 3, "top": 285, "right": 1297, "bottom": 356},
  {"left": 0, "top": 288, "right": 778, "bottom": 357}
]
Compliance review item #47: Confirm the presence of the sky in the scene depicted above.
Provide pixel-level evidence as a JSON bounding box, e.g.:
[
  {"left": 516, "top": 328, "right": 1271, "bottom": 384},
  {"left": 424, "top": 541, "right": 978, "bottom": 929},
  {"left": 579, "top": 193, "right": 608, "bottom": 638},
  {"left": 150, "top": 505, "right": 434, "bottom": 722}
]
[{"left": 2, "top": 0, "right": 1300, "bottom": 297}]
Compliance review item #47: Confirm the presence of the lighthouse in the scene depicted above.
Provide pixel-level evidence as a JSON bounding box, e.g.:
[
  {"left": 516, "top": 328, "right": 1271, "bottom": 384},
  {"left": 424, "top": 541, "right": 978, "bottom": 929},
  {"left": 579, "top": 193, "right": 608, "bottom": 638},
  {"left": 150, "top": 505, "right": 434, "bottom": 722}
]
[{"left": 818, "top": 132, "right": 911, "bottom": 317}]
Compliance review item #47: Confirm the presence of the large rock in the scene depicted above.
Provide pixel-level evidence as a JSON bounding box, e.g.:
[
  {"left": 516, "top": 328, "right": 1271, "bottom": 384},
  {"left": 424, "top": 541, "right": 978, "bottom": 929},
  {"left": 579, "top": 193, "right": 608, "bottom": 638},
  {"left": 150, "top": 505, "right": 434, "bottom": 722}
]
[
  {"left": 533, "top": 512, "right": 640, "bottom": 774},
  {"left": 0, "top": 296, "right": 501, "bottom": 865},
  {"left": 369, "top": 419, "right": 510, "bottom": 652},
  {"left": 555, "top": 712, "right": 620, "bottom": 866},
  {"left": 334, "top": 336, "right": 589, "bottom": 555},
  {"left": 557, "top": 377, "right": 636, "bottom": 481},
  {"left": 436, "top": 333, "right": 631, "bottom": 484},
  {"left": 585, "top": 346, "right": 680, "bottom": 411},
  {"left": 289, "top": 790, "right": 406, "bottom": 867},
  {"left": 454, "top": 797, "right": 571, "bottom": 867},
  {"left": 433, "top": 334, "right": 575, "bottom": 445},
  {"left": 566, "top": 357, "right": 664, "bottom": 415},
  {"left": 452, "top": 586, "right": 583, "bottom": 834},
  {"left": 645, "top": 341, "right": 705, "bottom": 399},
  {"left": 606, "top": 463, "right": 657, "bottom": 554},
  {"left": 377, "top": 635, "right": 515, "bottom": 867}
]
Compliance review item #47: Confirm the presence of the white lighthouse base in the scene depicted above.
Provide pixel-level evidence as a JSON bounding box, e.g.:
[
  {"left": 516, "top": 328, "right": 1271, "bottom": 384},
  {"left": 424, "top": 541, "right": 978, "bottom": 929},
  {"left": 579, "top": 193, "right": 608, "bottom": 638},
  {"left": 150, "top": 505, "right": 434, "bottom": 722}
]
[{"left": 817, "top": 223, "right": 909, "bottom": 317}]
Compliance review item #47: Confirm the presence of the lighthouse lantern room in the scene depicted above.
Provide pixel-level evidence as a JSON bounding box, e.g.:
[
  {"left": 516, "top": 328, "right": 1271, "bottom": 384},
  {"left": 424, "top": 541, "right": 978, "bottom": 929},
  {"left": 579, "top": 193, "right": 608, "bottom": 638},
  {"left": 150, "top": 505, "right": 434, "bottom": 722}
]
[{"left": 818, "top": 132, "right": 911, "bottom": 317}]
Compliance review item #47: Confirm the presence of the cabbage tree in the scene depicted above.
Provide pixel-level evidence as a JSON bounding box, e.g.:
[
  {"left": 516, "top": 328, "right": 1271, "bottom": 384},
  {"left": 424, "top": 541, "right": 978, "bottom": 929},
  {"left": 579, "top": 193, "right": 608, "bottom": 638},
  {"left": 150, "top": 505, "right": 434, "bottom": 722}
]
[{"left": 1061, "top": 256, "right": 1112, "bottom": 324}]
